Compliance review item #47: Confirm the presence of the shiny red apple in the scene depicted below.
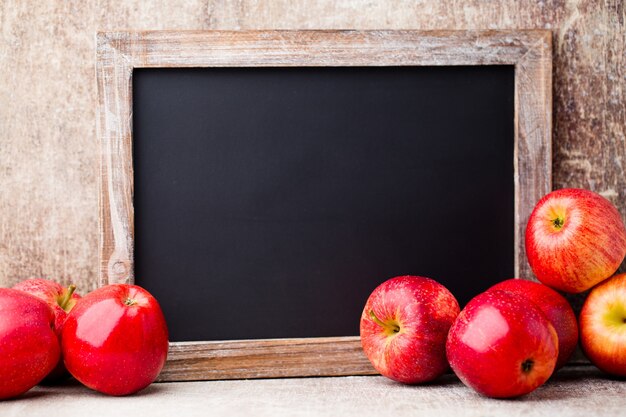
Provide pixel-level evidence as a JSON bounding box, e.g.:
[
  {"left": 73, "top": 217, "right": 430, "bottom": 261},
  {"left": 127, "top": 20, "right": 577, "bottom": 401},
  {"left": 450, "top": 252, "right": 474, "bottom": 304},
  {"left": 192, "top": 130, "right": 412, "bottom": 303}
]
[
  {"left": 0, "top": 288, "right": 60, "bottom": 399},
  {"left": 488, "top": 278, "right": 578, "bottom": 369},
  {"left": 13, "top": 278, "right": 80, "bottom": 381},
  {"left": 62, "top": 284, "right": 169, "bottom": 396},
  {"left": 525, "top": 188, "right": 626, "bottom": 293},
  {"left": 580, "top": 273, "right": 626, "bottom": 376},
  {"left": 446, "top": 290, "right": 558, "bottom": 398},
  {"left": 360, "top": 275, "right": 460, "bottom": 384}
]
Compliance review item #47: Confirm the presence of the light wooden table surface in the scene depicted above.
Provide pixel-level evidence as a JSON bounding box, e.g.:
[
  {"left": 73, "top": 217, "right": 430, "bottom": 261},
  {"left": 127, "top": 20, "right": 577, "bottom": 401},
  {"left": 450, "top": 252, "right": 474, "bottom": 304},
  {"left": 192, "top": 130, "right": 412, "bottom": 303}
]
[{"left": 0, "top": 366, "right": 623, "bottom": 417}]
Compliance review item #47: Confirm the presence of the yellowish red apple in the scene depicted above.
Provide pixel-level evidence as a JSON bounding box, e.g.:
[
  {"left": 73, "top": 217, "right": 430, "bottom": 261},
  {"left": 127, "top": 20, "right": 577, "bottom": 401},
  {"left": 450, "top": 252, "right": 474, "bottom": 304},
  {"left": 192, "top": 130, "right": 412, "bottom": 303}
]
[
  {"left": 525, "top": 188, "right": 626, "bottom": 293},
  {"left": 580, "top": 273, "right": 626, "bottom": 376}
]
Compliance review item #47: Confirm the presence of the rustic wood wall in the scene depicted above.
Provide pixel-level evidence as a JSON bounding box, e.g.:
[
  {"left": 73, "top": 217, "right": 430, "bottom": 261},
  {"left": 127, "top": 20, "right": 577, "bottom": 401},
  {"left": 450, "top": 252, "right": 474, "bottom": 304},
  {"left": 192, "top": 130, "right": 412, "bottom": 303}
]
[{"left": 0, "top": 0, "right": 624, "bottom": 292}]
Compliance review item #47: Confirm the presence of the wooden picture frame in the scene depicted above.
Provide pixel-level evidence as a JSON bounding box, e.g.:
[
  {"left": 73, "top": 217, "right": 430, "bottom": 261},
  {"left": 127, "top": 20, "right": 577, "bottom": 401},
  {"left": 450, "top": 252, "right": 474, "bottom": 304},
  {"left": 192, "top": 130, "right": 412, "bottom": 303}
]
[{"left": 97, "top": 30, "right": 552, "bottom": 381}]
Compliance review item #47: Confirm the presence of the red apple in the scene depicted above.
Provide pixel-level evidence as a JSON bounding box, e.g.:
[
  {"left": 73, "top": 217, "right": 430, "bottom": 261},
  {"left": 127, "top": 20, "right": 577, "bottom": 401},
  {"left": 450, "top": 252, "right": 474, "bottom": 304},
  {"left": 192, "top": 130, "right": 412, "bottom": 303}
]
[
  {"left": 360, "top": 275, "right": 460, "bottom": 384},
  {"left": 13, "top": 278, "right": 81, "bottom": 381},
  {"left": 580, "top": 273, "right": 626, "bottom": 376},
  {"left": 0, "top": 288, "right": 60, "bottom": 399},
  {"left": 446, "top": 290, "right": 558, "bottom": 398},
  {"left": 488, "top": 278, "right": 578, "bottom": 369},
  {"left": 62, "top": 284, "right": 169, "bottom": 396},
  {"left": 525, "top": 188, "right": 626, "bottom": 293}
]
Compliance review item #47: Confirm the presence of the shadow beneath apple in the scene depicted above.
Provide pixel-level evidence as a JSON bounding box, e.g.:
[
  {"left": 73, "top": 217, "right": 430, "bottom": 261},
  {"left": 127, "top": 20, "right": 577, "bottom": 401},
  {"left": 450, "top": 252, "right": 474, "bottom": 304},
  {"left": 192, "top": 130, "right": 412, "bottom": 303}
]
[
  {"left": 75, "top": 383, "right": 168, "bottom": 398},
  {"left": 132, "top": 383, "right": 168, "bottom": 397},
  {"left": 551, "top": 366, "right": 605, "bottom": 380},
  {"left": 2, "top": 390, "right": 50, "bottom": 401},
  {"left": 470, "top": 386, "right": 581, "bottom": 403},
  {"left": 567, "top": 366, "right": 626, "bottom": 382},
  {"left": 0, "top": 379, "right": 168, "bottom": 402},
  {"left": 424, "top": 373, "right": 460, "bottom": 388},
  {"left": 598, "top": 373, "right": 626, "bottom": 382},
  {"left": 37, "top": 376, "right": 73, "bottom": 386},
  {"left": 375, "top": 372, "right": 461, "bottom": 389},
  {"left": 2, "top": 383, "right": 83, "bottom": 401},
  {"left": 493, "top": 366, "right": 614, "bottom": 402}
]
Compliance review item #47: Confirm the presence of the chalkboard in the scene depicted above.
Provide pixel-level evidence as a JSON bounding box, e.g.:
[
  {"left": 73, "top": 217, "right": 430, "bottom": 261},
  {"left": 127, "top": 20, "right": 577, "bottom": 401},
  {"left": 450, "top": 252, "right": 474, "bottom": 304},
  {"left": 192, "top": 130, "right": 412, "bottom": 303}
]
[
  {"left": 132, "top": 65, "right": 514, "bottom": 342},
  {"left": 97, "top": 30, "right": 552, "bottom": 381}
]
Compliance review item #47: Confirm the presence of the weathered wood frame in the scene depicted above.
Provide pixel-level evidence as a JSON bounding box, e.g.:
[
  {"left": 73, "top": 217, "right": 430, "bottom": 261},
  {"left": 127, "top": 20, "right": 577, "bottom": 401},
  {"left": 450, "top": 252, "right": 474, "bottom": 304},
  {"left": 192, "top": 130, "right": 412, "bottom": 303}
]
[{"left": 97, "top": 30, "right": 552, "bottom": 381}]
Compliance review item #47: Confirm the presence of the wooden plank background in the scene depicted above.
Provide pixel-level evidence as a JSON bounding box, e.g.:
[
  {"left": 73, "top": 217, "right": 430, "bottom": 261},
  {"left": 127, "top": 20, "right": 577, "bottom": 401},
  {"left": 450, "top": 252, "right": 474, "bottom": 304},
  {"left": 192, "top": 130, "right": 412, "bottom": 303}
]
[{"left": 0, "top": 0, "right": 624, "bottom": 297}]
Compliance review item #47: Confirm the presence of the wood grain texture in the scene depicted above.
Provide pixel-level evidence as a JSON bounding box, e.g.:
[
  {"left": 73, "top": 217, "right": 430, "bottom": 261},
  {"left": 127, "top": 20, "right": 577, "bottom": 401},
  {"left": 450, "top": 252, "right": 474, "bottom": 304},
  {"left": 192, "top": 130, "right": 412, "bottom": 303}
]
[
  {"left": 97, "top": 34, "right": 135, "bottom": 286},
  {"left": 0, "top": 0, "right": 622, "bottom": 292},
  {"left": 0, "top": 0, "right": 622, "bottom": 375},
  {"left": 98, "top": 30, "right": 551, "bottom": 380},
  {"left": 159, "top": 337, "right": 374, "bottom": 381},
  {"left": 0, "top": 0, "right": 212, "bottom": 292}
]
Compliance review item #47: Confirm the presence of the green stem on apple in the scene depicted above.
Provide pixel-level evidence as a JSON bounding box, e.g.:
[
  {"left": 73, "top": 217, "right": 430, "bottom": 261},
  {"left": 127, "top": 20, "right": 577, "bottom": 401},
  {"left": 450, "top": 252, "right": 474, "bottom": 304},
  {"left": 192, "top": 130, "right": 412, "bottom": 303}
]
[
  {"left": 369, "top": 310, "right": 400, "bottom": 333},
  {"left": 59, "top": 284, "right": 77, "bottom": 310},
  {"left": 124, "top": 298, "right": 138, "bottom": 306}
]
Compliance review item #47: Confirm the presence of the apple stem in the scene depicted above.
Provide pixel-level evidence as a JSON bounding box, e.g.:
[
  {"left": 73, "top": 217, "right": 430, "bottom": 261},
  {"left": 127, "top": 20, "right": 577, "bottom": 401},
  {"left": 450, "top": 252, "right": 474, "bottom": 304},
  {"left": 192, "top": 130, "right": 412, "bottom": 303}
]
[
  {"left": 59, "top": 284, "right": 77, "bottom": 310},
  {"left": 124, "top": 298, "right": 138, "bottom": 306},
  {"left": 369, "top": 310, "right": 400, "bottom": 333}
]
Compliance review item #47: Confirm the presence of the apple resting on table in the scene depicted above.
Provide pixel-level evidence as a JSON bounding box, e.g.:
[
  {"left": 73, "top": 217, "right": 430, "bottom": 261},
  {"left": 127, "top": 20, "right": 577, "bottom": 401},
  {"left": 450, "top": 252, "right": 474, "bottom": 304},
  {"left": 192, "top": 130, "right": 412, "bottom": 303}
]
[
  {"left": 580, "top": 273, "right": 626, "bottom": 377},
  {"left": 13, "top": 278, "right": 80, "bottom": 382},
  {"left": 360, "top": 275, "right": 460, "bottom": 384},
  {"left": 446, "top": 290, "right": 558, "bottom": 398},
  {"left": 487, "top": 278, "right": 578, "bottom": 369},
  {"left": 62, "top": 284, "right": 169, "bottom": 396},
  {"left": 525, "top": 188, "right": 626, "bottom": 293},
  {"left": 0, "top": 288, "right": 60, "bottom": 400}
]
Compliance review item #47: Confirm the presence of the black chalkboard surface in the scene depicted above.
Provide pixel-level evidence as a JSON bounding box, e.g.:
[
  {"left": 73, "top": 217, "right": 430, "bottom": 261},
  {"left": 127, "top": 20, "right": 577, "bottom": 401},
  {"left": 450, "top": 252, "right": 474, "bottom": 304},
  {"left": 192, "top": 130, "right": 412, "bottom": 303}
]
[{"left": 133, "top": 66, "right": 514, "bottom": 342}]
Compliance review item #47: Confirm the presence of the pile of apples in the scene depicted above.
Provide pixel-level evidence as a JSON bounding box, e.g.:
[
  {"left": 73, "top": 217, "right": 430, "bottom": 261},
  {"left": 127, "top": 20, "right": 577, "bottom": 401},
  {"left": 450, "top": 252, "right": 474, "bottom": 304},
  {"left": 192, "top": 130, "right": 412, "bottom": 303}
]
[
  {"left": 0, "top": 280, "right": 168, "bottom": 399},
  {"left": 360, "top": 188, "right": 626, "bottom": 398}
]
